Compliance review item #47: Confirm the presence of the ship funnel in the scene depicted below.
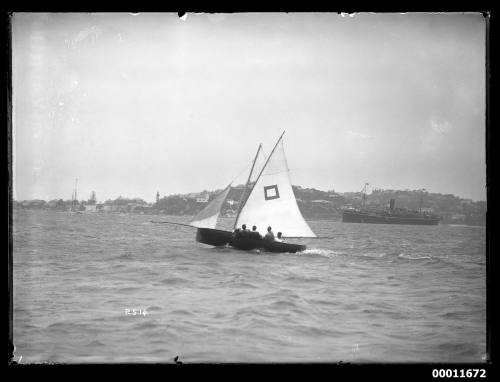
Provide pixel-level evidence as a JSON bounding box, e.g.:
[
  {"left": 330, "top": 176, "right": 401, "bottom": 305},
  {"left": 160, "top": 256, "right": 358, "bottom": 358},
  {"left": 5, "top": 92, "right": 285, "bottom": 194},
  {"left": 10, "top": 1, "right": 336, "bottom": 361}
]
[{"left": 389, "top": 198, "right": 395, "bottom": 210}]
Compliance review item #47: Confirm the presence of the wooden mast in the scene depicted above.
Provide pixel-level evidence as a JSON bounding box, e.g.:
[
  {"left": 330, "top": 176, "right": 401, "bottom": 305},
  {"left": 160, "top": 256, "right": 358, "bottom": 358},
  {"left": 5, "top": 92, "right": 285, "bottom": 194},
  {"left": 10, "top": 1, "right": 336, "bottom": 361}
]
[{"left": 233, "top": 144, "right": 263, "bottom": 230}]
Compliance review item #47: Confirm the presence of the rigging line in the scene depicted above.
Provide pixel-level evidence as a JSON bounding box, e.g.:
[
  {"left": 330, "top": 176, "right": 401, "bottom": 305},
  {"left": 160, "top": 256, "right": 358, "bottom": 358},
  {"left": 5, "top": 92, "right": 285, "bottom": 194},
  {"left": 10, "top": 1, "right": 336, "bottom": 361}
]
[
  {"left": 150, "top": 220, "right": 195, "bottom": 228},
  {"left": 260, "top": 147, "right": 268, "bottom": 160}
]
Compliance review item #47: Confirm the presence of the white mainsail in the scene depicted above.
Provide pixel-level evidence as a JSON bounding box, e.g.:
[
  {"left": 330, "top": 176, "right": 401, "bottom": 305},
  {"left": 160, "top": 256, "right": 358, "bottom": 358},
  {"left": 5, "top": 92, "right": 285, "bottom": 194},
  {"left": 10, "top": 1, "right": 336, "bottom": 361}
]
[
  {"left": 235, "top": 133, "right": 316, "bottom": 238},
  {"left": 189, "top": 184, "right": 231, "bottom": 228}
]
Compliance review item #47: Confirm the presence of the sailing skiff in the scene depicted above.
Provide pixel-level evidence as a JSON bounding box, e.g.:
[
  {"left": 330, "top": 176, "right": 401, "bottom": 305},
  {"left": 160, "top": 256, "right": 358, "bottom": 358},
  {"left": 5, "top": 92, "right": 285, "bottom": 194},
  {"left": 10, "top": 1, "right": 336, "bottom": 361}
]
[{"left": 187, "top": 131, "right": 316, "bottom": 253}]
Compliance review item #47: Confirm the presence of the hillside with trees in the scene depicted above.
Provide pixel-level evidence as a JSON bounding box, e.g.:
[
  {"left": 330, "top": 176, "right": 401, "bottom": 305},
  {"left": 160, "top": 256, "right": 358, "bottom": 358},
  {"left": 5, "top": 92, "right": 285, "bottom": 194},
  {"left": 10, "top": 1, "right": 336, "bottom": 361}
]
[{"left": 13, "top": 186, "right": 486, "bottom": 226}]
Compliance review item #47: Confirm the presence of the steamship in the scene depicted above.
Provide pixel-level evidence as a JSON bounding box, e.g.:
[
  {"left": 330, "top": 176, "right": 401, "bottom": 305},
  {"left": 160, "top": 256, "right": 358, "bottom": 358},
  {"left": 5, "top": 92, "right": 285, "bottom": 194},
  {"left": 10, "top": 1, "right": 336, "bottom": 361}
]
[{"left": 342, "top": 197, "right": 441, "bottom": 226}]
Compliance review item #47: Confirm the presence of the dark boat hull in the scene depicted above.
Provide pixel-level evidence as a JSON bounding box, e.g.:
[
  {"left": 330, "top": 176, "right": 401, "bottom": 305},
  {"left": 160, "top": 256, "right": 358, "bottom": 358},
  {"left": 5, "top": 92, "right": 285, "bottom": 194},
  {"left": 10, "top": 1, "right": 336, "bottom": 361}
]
[
  {"left": 230, "top": 236, "right": 306, "bottom": 253},
  {"left": 342, "top": 210, "right": 440, "bottom": 225},
  {"left": 196, "top": 227, "right": 233, "bottom": 247},
  {"left": 195, "top": 228, "right": 306, "bottom": 253}
]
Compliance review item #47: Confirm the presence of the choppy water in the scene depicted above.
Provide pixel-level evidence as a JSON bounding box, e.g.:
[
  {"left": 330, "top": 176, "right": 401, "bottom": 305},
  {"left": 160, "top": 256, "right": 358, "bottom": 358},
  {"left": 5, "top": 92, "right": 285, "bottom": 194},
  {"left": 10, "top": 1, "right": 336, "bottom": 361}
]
[{"left": 12, "top": 210, "right": 486, "bottom": 363}]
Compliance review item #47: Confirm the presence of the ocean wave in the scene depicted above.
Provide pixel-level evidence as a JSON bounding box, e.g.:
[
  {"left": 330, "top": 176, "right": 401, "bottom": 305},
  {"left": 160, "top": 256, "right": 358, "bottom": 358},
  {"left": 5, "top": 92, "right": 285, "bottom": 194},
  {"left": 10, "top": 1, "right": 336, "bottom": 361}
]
[
  {"left": 269, "top": 299, "right": 299, "bottom": 310},
  {"left": 260, "top": 288, "right": 301, "bottom": 301},
  {"left": 439, "top": 311, "right": 462, "bottom": 319},
  {"left": 170, "top": 309, "right": 195, "bottom": 316},
  {"left": 361, "top": 308, "right": 380, "bottom": 314},
  {"left": 305, "top": 298, "right": 338, "bottom": 307},
  {"left": 111, "top": 253, "right": 134, "bottom": 261},
  {"left": 159, "top": 277, "right": 190, "bottom": 285},
  {"left": 436, "top": 342, "right": 480, "bottom": 358},
  {"left": 397, "top": 252, "right": 433, "bottom": 260},
  {"left": 232, "top": 306, "right": 274, "bottom": 320},
  {"left": 131, "top": 321, "right": 159, "bottom": 330},
  {"left": 86, "top": 340, "right": 106, "bottom": 347},
  {"left": 76, "top": 285, "right": 101, "bottom": 292},
  {"left": 229, "top": 281, "right": 259, "bottom": 289},
  {"left": 284, "top": 275, "right": 323, "bottom": 284},
  {"left": 359, "top": 252, "right": 387, "bottom": 258},
  {"left": 46, "top": 321, "right": 97, "bottom": 334},
  {"left": 117, "top": 286, "right": 141, "bottom": 293},
  {"left": 146, "top": 305, "right": 162, "bottom": 312},
  {"left": 292, "top": 324, "right": 344, "bottom": 338}
]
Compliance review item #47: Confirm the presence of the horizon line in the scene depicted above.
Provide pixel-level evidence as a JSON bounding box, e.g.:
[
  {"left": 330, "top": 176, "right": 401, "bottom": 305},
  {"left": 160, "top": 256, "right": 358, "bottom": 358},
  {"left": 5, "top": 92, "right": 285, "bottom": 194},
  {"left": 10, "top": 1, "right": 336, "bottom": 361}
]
[{"left": 11, "top": 185, "right": 487, "bottom": 204}]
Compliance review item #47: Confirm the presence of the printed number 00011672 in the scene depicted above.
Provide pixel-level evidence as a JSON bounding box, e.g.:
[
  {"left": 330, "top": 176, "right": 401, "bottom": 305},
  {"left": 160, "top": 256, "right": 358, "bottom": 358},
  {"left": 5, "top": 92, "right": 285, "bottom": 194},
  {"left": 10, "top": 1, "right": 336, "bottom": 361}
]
[{"left": 432, "top": 369, "right": 486, "bottom": 378}]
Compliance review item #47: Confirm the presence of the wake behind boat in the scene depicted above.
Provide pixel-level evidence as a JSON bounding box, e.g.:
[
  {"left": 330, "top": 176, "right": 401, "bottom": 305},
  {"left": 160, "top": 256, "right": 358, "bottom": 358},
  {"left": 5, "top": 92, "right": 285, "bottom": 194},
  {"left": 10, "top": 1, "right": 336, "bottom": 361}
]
[{"left": 173, "top": 131, "right": 316, "bottom": 253}]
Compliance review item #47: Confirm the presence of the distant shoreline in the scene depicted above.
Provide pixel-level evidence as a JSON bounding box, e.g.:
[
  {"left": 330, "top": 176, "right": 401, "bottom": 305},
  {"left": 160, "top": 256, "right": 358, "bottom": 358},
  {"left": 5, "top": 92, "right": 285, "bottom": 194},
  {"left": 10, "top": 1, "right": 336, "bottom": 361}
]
[
  {"left": 11, "top": 208, "right": 486, "bottom": 227},
  {"left": 10, "top": 187, "right": 486, "bottom": 227}
]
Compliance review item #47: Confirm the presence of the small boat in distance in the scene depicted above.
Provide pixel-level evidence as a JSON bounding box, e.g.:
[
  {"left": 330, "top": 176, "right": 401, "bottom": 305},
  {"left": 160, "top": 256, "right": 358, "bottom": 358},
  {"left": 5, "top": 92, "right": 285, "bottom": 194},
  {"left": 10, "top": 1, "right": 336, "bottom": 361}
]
[{"left": 187, "top": 131, "right": 316, "bottom": 253}]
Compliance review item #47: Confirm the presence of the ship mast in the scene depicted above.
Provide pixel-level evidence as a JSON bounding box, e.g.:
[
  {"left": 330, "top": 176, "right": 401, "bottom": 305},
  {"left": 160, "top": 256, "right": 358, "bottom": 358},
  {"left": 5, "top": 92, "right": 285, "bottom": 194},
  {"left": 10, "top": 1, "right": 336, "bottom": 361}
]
[
  {"left": 72, "top": 178, "right": 78, "bottom": 211},
  {"left": 419, "top": 188, "right": 427, "bottom": 213},
  {"left": 361, "top": 182, "right": 369, "bottom": 209}
]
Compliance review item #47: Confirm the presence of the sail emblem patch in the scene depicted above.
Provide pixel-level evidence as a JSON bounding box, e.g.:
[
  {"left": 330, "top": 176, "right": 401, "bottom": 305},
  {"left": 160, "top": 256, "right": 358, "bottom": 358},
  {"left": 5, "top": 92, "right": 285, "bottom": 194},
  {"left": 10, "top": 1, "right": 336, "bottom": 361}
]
[{"left": 264, "top": 185, "right": 280, "bottom": 200}]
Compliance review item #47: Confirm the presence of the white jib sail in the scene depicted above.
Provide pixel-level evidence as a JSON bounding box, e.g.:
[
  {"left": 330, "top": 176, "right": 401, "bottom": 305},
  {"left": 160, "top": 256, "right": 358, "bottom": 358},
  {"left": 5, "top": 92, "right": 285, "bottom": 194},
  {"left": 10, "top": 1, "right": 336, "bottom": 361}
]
[
  {"left": 234, "top": 145, "right": 267, "bottom": 229},
  {"left": 189, "top": 185, "right": 231, "bottom": 229},
  {"left": 235, "top": 137, "right": 316, "bottom": 238}
]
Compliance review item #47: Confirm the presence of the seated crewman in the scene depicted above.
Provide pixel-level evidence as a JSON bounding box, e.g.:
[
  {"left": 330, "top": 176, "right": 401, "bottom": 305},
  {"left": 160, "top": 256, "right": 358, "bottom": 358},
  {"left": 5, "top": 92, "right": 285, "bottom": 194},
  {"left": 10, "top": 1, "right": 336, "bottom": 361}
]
[
  {"left": 264, "top": 226, "right": 275, "bottom": 241},
  {"left": 251, "top": 225, "right": 262, "bottom": 239},
  {"left": 275, "top": 232, "right": 284, "bottom": 242},
  {"left": 240, "top": 224, "right": 250, "bottom": 237}
]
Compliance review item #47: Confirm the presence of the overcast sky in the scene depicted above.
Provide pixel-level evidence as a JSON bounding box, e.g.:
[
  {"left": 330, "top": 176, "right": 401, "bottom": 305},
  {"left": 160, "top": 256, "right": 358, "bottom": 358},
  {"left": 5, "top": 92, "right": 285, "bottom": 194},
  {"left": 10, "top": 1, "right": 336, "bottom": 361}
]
[{"left": 12, "top": 12, "right": 486, "bottom": 203}]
